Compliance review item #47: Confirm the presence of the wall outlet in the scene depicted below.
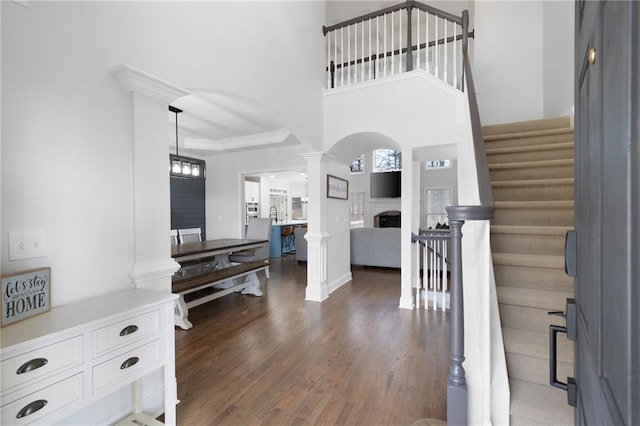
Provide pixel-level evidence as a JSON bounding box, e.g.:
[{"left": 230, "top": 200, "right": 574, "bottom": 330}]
[{"left": 8, "top": 231, "right": 48, "bottom": 261}]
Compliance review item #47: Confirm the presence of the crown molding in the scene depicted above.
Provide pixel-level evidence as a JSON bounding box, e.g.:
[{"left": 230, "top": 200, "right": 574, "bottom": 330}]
[{"left": 114, "top": 63, "right": 189, "bottom": 104}]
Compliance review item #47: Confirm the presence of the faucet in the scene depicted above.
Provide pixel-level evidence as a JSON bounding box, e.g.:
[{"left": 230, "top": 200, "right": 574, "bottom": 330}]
[{"left": 269, "top": 206, "right": 278, "bottom": 223}]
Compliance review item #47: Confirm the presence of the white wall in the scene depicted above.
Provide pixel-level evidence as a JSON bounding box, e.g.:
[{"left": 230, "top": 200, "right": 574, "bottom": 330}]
[
  {"left": 543, "top": 0, "right": 574, "bottom": 118},
  {"left": 473, "top": 1, "right": 574, "bottom": 125},
  {"left": 1, "top": 1, "right": 323, "bottom": 306}
]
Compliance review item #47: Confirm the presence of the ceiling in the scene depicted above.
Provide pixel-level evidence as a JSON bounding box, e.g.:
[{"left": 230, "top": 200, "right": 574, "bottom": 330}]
[{"left": 168, "top": 92, "right": 299, "bottom": 157}]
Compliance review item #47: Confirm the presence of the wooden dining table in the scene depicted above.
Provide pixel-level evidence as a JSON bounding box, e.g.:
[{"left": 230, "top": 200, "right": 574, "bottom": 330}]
[{"left": 171, "top": 238, "right": 269, "bottom": 329}]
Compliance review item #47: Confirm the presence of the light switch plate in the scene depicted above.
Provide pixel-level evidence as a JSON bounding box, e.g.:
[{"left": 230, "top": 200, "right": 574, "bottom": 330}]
[{"left": 8, "top": 231, "right": 48, "bottom": 260}]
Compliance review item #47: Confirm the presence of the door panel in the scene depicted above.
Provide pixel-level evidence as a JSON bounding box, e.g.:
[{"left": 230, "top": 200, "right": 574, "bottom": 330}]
[{"left": 574, "top": 1, "right": 638, "bottom": 424}]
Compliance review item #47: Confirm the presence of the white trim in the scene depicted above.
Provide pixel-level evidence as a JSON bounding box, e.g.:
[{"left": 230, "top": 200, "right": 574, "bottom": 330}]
[
  {"left": 114, "top": 63, "right": 190, "bottom": 104},
  {"left": 328, "top": 272, "right": 352, "bottom": 294},
  {"left": 128, "top": 258, "right": 181, "bottom": 286}
]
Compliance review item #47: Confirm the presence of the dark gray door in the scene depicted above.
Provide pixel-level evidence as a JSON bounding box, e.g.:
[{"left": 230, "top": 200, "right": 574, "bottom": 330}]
[{"left": 574, "top": 1, "right": 639, "bottom": 424}]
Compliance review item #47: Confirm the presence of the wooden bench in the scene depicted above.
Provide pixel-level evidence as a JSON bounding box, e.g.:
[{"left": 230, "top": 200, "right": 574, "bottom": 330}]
[{"left": 172, "top": 259, "right": 269, "bottom": 330}]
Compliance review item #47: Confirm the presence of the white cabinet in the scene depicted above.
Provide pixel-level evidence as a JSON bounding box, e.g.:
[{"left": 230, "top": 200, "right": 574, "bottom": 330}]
[{"left": 0, "top": 289, "right": 177, "bottom": 425}]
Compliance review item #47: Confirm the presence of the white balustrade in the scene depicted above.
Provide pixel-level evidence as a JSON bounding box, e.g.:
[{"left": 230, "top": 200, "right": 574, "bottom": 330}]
[{"left": 324, "top": 4, "right": 465, "bottom": 90}]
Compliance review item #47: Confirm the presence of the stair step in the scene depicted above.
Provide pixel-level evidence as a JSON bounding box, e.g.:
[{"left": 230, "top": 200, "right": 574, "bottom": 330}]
[
  {"left": 482, "top": 116, "right": 572, "bottom": 137},
  {"left": 502, "top": 327, "right": 573, "bottom": 364},
  {"left": 494, "top": 262, "right": 573, "bottom": 293},
  {"left": 506, "top": 352, "right": 573, "bottom": 386},
  {"left": 497, "top": 286, "right": 572, "bottom": 311},
  {"left": 492, "top": 178, "right": 574, "bottom": 201},
  {"left": 499, "top": 304, "right": 566, "bottom": 333},
  {"left": 510, "top": 379, "right": 574, "bottom": 425},
  {"left": 487, "top": 141, "right": 574, "bottom": 163},
  {"left": 489, "top": 158, "right": 574, "bottom": 181},
  {"left": 493, "top": 201, "right": 574, "bottom": 226},
  {"left": 492, "top": 252, "right": 565, "bottom": 270},
  {"left": 491, "top": 227, "right": 570, "bottom": 256},
  {"left": 485, "top": 129, "right": 574, "bottom": 149}
]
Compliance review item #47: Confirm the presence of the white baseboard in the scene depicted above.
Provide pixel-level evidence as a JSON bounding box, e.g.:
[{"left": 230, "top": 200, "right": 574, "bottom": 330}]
[{"left": 328, "top": 272, "right": 352, "bottom": 294}]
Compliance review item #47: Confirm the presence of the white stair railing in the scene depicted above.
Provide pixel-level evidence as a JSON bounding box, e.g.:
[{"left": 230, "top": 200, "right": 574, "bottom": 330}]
[
  {"left": 323, "top": 1, "right": 469, "bottom": 90},
  {"left": 413, "top": 229, "right": 450, "bottom": 311}
]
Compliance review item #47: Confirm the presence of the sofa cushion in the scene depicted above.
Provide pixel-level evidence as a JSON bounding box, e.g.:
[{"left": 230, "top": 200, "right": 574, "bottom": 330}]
[{"left": 350, "top": 228, "right": 401, "bottom": 268}]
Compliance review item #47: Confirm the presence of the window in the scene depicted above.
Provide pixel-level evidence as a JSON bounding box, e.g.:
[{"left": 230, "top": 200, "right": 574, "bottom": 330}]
[
  {"left": 374, "top": 149, "right": 401, "bottom": 172},
  {"left": 350, "top": 154, "right": 364, "bottom": 173},
  {"left": 425, "top": 188, "right": 451, "bottom": 229},
  {"left": 425, "top": 159, "right": 451, "bottom": 169},
  {"left": 349, "top": 192, "right": 365, "bottom": 228}
]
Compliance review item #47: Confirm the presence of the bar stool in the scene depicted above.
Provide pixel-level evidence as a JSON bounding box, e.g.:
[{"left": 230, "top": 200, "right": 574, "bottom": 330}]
[{"left": 281, "top": 225, "right": 295, "bottom": 255}]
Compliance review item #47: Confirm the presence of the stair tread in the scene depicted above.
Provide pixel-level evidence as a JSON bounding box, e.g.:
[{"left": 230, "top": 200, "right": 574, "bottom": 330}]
[
  {"left": 489, "top": 158, "right": 573, "bottom": 170},
  {"left": 502, "top": 327, "right": 573, "bottom": 364},
  {"left": 492, "top": 177, "right": 574, "bottom": 188},
  {"left": 498, "top": 286, "right": 573, "bottom": 311},
  {"left": 491, "top": 225, "right": 573, "bottom": 236},
  {"left": 493, "top": 252, "right": 565, "bottom": 269},
  {"left": 486, "top": 141, "right": 574, "bottom": 155},
  {"left": 483, "top": 116, "right": 572, "bottom": 137},
  {"left": 494, "top": 200, "right": 574, "bottom": 209},
  {"left": 510, "top": 379, "right": 574, "bottom": 425},
  {"left": 484, "top": 127, "right": 574, "bottom": 142}
]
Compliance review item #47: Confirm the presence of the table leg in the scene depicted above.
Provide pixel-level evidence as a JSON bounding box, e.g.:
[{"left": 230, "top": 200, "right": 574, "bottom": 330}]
[{"left": 174, "top": 296, "right": 193, "bottom": 330}]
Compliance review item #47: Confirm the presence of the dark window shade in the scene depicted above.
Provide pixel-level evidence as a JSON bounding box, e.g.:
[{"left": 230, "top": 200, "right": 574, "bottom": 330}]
[{"left": 170, "top": 177, "right": 205, "bottom": 239}]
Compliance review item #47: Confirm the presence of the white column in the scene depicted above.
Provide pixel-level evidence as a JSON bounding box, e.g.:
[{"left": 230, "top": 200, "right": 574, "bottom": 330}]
[
  {"left": 300, "top": 152, "right": 333, "bottom": 302},
  {"left": 114, "top": 64, "right": 186, "bottom": 291},
  {"left": 399, "top": 148, "right": 417, "bottom": 309}
]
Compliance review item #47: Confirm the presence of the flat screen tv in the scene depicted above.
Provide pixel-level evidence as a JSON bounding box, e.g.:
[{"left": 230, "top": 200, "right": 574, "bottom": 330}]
[{"left": 370, "top": 171, "right": 401, "bottom": 198}]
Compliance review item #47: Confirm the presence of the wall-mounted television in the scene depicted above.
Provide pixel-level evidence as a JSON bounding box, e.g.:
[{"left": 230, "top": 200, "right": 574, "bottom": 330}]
[{"left": 370, "top": 170, "right": 401, "bottom": 198}]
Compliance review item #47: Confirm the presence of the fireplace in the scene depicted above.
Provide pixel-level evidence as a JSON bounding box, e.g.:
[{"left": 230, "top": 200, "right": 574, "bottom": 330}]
[{"left": 374, "top": 211, "right": 401, "bottom": 228}]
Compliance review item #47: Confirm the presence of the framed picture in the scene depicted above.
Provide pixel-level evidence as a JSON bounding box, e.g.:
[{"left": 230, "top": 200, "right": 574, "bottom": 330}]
[
  {"left": 1, "top": 267, "right": 51, "bottom": 327},
  {"left": 327, "top": 174, "right": 348, "bottom": 200}
]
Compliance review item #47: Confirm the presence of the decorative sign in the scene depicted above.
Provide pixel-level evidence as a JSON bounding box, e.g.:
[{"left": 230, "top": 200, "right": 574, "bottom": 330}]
[
  {"left": 2, "top": 267, "right": 51, "bottom": 327},
  {"left": 327, "top": 174, "right": 349, "bottom": 200}
]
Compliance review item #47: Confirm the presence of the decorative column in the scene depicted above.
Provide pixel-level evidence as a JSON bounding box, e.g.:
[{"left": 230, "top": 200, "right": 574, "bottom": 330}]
[
  {"left": 300, "top": 152, "right": 333, "bottom": 302},
  {"left": 114, "top": 64, "right": 188, "bottom": 291},
  {"left": 399, "top": 148, "right": 416, "bottom": 309}
]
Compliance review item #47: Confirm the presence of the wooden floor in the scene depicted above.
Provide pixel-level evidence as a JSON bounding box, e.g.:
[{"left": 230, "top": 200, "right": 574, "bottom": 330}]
[{"left": 173, "top": 256, "right": 449, "bottom": 425}]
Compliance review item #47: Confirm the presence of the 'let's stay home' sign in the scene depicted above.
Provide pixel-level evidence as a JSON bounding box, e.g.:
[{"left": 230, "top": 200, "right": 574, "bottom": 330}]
[{"left": 2, "top": 268, "right": 50, "bottom": 327}]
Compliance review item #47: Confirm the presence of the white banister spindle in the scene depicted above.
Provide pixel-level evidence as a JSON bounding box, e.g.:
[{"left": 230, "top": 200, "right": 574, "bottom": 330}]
[
  {"left": 361, "top": 21, "right": 365, "bottom": 82},
  {"left": 340, "top": 27, "right": 344, "bottom": 87},
  {"left": 347, "top": 24, "right": 351, "bottom": 85},
  {"left": 423, "top": 242, "right": 428, "bottom": 308},
  {"left": 333, "top": 30, "right": 338, "bottom": 87},
  {"left": 453, "top": 25, "right": 457, "bottom": 89},
  {"left": 390, "top": 11, "right": 394, "bottom": 75},
  {"left": 415, "top": 241, "right": 420, "bottom": 308},
  {"left": 327, "top": 31, "right": 331, "bottom": 89},
  {"left": 435, "top": 16, "right": 439, "bottom": 80},
  {"left": 416, "top": 10, "right": 420, "bottom": 70},
  {"left": 425, "top": 13, "right": 430, "bottom": 75},
  {"left": 398, "top": 10, "right": 402, "bottom": 73},
  {"left": 444, "top": 19, "right": 448, "bottom": 84},
  {"left": 383, "top": 13, "right": 387, "bottom": 78},
  {"left": 368, "top": 19, "right": 372, "bottom": 81},
  {"left": 376, "top": 16, "right": 380, "bottom": 79},
  {"left": 443, "top": 240, "right": 448, "bottom": 312}
]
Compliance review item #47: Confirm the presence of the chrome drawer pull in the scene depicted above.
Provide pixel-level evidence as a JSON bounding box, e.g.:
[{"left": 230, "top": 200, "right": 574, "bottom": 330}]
[
  {"left": 16, "top": 358, "right": 48, "bottom": 375},
  {"left": 16, "top": 399, "right": 48, "bottom": 418},
  {"left": 119, "top": 325, "right": 139, "bottom": 336},
  {"left": 120, "top": 356, "right": 140, "bottom": 370}
]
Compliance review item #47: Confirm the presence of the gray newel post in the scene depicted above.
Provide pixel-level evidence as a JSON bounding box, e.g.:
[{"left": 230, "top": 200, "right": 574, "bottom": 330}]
[
  {"left": 405, "top": 4, "right": 413, "bottom": 71},
  {"left": 446, "top": 215, "right": 467, "bottom": 426},
  {"left": 445, "top": 205, "right": 495, "bottom": 425}
]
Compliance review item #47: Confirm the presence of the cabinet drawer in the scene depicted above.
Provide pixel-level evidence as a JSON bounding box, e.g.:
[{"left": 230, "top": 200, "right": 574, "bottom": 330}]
[
  {"left": 93, "top": 340, "right": 161, "bottom": 394},
  {"left": 1, "top": 336, "right": 83, "bottom": 393},
  {"left": 92, "top": 309, "right": 160, "bottom": 357},
  {"left": 1, "top": 373, "right": 83, "bottom": 425}
]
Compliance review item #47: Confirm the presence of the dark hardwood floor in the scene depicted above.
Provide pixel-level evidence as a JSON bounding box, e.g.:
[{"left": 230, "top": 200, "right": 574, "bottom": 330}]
[{"left": 173, "top": 256, "right": 448, "bottom": 425}]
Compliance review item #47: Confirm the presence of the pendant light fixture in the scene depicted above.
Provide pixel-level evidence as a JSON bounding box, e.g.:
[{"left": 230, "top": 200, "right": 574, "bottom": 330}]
[{"left": 169, "top": 105, "right": 206, "bottom": 179}]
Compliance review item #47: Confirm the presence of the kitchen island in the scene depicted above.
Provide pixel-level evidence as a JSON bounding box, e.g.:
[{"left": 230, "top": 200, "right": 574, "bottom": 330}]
[{"left": 270, "top": 220, "right": 307, "bottom": 257}]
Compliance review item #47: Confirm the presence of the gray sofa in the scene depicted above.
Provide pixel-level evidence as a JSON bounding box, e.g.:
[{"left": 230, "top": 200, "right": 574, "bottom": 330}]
[
  {"left": 294, "top": 227, "right": 401, "bottom": 268},
  {"left": 350, "top": 228, "right": 401, "bottom": 268}
]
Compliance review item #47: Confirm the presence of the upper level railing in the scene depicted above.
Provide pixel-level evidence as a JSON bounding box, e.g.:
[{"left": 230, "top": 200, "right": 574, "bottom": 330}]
[{"left": 323, "top": 1, "right": 474, "bottom": 91}]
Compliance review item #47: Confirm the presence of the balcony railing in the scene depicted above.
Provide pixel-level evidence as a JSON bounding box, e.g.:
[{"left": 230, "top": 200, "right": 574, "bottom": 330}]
[{"left": 323, "top": 0, "right": 474, "bottom": 90}]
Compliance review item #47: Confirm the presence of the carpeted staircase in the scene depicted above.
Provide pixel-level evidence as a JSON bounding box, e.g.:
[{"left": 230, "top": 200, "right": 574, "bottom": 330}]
[{"left": 484, "top": 117, "right": 575, "bottom": 425}]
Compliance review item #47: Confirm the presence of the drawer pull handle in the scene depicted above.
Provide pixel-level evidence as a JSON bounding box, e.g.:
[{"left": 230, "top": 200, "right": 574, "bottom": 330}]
[
  {"left": 16, "top": 399, "right": 48, "bottom": 418},
  {"left": 120, "top": 356, "right": 140, "bottom": 370},
  {"left": 119, "top": 325, "right": 139, "bottom": 336},
  {"left": 16, "top": 358, "right": 48, "bottom": 374}
]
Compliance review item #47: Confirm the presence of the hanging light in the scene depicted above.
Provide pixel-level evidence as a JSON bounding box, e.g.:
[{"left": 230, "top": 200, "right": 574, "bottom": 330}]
[{"left": 168, "top": 105, "right": 206, "bottom": 179}]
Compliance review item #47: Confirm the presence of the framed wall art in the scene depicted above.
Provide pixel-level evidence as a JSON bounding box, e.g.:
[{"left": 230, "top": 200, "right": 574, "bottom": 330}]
[
  {"left": 1, "top": 267, "right": 51, "bottom": 327},
  {"left": 327, "top": 174, "right": 348, "bottom": 200}
]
